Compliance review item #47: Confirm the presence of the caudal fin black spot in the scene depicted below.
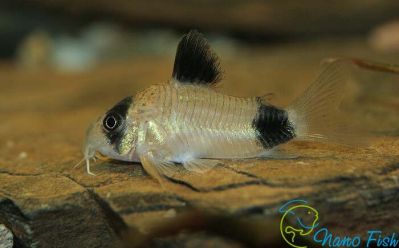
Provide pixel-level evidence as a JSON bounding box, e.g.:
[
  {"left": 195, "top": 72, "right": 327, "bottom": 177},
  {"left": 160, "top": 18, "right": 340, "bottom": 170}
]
[{"left": 172, "top": 30, "right": 222, "bottom": 85}]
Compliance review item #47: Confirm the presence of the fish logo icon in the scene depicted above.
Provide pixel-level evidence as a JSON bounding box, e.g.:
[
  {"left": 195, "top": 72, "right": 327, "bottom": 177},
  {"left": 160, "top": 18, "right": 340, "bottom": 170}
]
[{"left": 279, "top": 199, "right": 319, "bottom": 248}]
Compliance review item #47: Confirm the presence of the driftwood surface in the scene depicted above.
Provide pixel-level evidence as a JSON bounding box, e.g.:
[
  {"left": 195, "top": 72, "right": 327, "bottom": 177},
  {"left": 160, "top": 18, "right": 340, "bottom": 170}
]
[{"left": 0, "top": 39, "right": 398, "bottom": 247}]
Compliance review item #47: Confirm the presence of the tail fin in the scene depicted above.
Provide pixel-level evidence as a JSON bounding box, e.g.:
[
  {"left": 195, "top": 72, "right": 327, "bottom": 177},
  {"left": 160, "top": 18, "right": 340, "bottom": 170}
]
[{"left": 286, "top": 60, "right": 364, "bottom": 146}]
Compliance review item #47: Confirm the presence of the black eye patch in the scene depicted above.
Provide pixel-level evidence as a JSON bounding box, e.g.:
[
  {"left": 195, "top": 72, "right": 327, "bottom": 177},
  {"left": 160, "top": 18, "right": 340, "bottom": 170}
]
[{"left": 102, "top": 96, "right": 133, "bottom": 145}]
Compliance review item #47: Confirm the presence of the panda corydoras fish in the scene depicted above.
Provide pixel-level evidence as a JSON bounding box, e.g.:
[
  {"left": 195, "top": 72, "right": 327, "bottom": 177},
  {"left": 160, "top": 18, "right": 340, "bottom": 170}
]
[{"left": 79, "top": 30, "right": 399, "bottom": 183}]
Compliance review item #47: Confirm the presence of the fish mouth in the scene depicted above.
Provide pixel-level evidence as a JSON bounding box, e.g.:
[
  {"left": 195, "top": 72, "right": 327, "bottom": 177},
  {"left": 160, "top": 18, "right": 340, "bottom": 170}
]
[{"left": 81, "top": 121, "right": 102, "bottom": 175}]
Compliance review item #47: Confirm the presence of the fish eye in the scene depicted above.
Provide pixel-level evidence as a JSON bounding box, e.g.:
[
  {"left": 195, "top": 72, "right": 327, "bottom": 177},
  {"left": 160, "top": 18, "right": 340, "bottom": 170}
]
[{"left": 103, "top": 114, "right": 120, "bottom": 131}]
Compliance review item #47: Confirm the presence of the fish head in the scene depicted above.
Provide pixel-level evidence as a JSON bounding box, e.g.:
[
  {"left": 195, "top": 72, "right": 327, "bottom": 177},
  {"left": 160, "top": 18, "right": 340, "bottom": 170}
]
[{"left": 83, "top": 96, "right": 139, "bottom": 164}]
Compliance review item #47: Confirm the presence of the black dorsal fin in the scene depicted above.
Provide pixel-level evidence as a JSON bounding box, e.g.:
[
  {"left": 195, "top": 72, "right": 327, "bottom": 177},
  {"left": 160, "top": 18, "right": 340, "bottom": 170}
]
[{"left": 172, "top": 30, "right": 222, "bottom": 85}]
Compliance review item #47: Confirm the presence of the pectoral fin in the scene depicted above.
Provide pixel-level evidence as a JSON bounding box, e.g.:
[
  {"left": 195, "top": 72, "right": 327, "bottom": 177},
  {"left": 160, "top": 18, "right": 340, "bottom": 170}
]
[{"left": 139, "top": 153, "right": 178, "bottom": 187}]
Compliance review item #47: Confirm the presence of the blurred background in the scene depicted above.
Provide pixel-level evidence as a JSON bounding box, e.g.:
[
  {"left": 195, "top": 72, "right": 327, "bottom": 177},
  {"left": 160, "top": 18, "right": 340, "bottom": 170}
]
[{"left": 2, "top": 0, "right": 399, "bottom": 71}]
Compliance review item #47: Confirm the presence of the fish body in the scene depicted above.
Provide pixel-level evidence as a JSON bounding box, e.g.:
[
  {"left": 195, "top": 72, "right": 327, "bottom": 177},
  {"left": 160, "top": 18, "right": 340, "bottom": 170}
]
[
  {"left": 81, "top": 30, "right": 382, "bottom": 179},
  {"left": 132, "top": 83, "right": 279, "bottom": 161}
]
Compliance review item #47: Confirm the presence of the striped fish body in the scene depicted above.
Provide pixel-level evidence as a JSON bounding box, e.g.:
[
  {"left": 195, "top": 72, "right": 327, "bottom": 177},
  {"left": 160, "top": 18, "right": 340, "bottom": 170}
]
[{"left": 133, "top": 83, "right": 273, "bottom": 162}]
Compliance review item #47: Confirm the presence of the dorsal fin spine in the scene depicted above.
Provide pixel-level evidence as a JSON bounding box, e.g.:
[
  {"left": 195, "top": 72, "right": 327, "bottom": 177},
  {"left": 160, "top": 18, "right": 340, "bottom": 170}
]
[{"left": 172, "top": 30, "right": 222, "bottom": 85}]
